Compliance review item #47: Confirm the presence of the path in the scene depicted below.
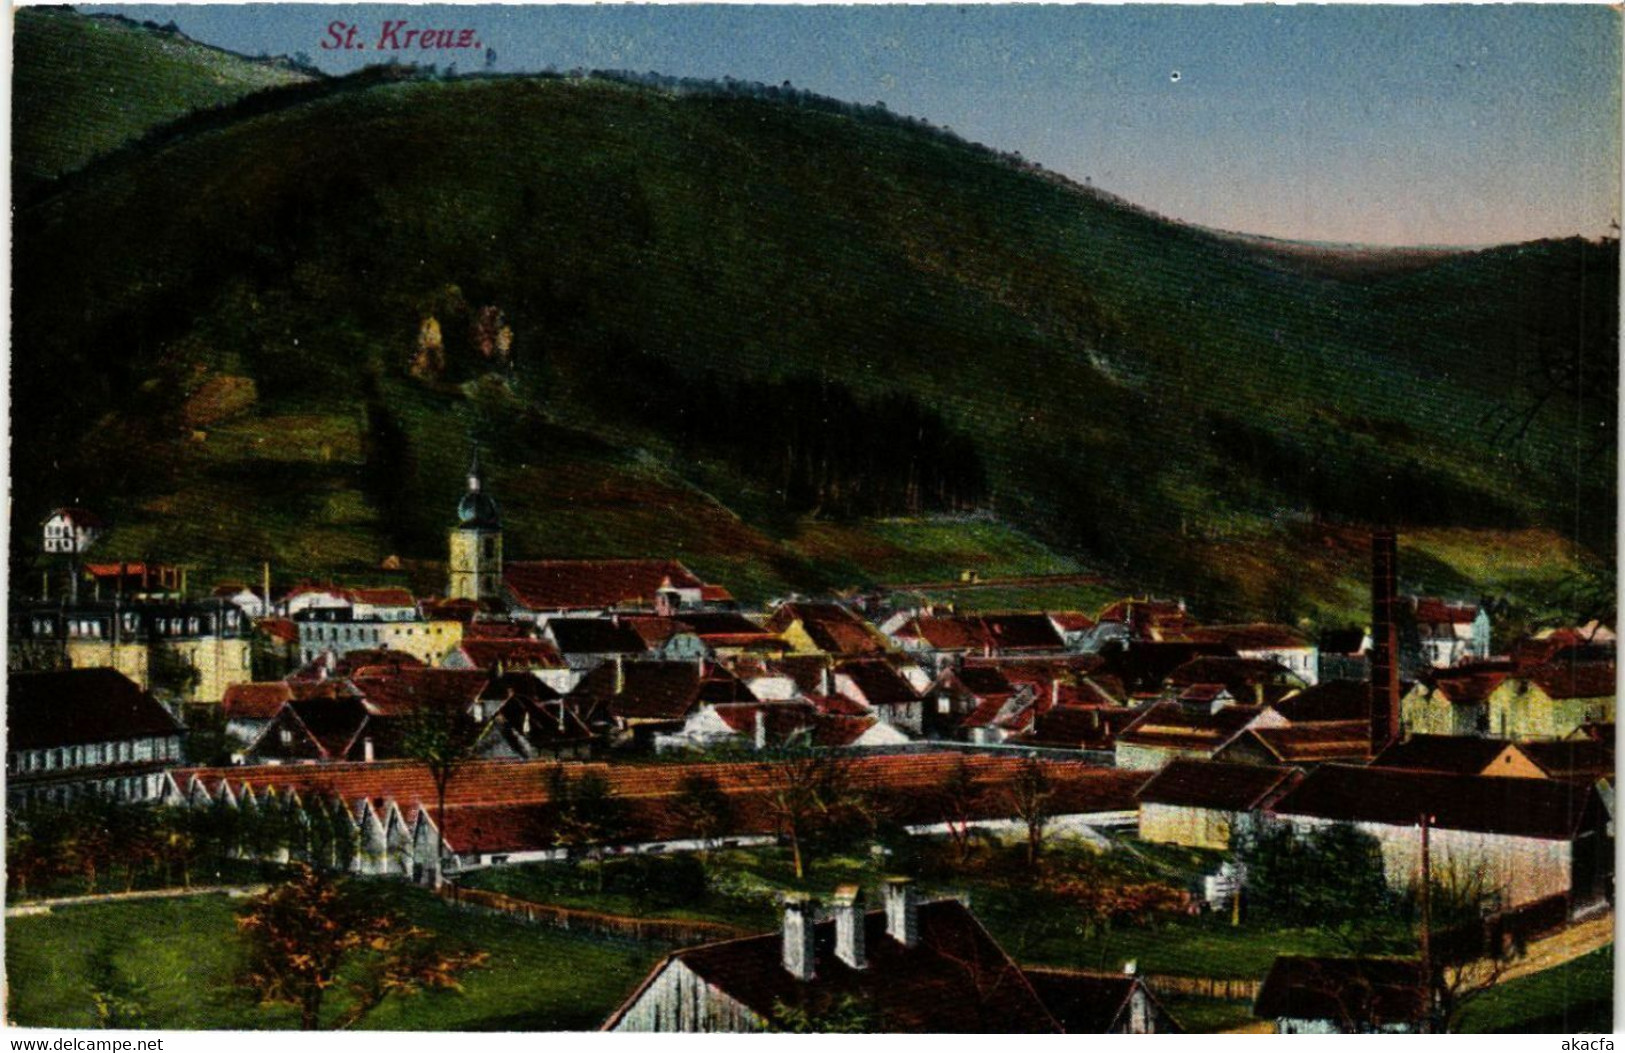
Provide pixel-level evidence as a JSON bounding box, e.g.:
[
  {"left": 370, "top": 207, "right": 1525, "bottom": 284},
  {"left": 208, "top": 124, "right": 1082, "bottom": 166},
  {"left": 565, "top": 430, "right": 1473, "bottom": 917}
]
[
  {"left": 1499, "top": 909, "right": 1613, "bottom": 983},
  {"left": 6, "top": 883, "right": 268, "bottom": 917}
]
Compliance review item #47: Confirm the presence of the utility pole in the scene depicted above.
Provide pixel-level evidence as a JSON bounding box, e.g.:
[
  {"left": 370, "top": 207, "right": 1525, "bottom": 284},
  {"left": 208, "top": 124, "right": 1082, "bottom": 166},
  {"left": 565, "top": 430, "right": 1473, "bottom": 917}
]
[{"left": 1419, "top": 811, "right": 1434, "bottom": 1034}]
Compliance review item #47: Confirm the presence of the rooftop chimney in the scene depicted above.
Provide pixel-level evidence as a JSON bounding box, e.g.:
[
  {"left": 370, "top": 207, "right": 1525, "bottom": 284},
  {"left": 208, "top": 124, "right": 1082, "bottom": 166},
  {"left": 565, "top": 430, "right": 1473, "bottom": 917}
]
[
  {"left": 614, "top": 654, "right": 625, "bottom": 695},
  {"left": 882, "top": 876, "right": 918, "bottom": 948},
  {"left": 832, "top": 884, "right": 867, "bottom": 970},
  {"left": 1370, "top": 530, "right": 1401, "bottom": 752},
  {"left": 781, "top": 893, "right": 818, "bottom": 981},
  {"left": 362, "top": 736, "right": 375, "bottom": 762},
  {"left": 754, "top": 708, "right": 769, "bottom": 752}
]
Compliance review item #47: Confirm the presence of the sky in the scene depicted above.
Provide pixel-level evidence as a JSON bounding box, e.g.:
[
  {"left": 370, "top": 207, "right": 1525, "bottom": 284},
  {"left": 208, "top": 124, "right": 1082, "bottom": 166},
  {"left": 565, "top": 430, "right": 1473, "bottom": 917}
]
[{"left": 76, "top": 3, "right": 1622, "bottom": 247}]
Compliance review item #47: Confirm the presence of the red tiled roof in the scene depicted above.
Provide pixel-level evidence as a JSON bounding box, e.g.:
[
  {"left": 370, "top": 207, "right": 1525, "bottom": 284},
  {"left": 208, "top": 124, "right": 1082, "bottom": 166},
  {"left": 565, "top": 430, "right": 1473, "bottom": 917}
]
[
  {"left": 904, "top": 616, "right": 991, "bottom": 651},
  {"left": 699, "top": 584, "right": 735, "bottom": 603},
  {"left": 1047, "top": 612, "right": 1097, "bottom": 633},
  {"left": 1137, "top": 759, "right": 1300, "bottom": 811},
  {"left": 1116, "top": 702, "right": 1264, "bottom": 753},
  {"left": 546, "top": 619, "right": 650, "bottom": 656},
  {"left": 456, "top": 638, "right": 565, "bottom": 671},
  {"left": 222, "top": 682, "right": 294, "bottom": 720},
  {"left": 1185, "top": 623, "right": 1312, "bottom": 651},
  {"left": 504, "top": 560, "right": 703, "bottom": 612},
  {"left": 255, "top": 617, "right": 300, "bottom": 644},
  {"left": 1515, "top": 740, "right": 1615, "bottom": 781},
  {"left": 1015, "top": 707, "right": 1137, "bottom": 751},
  {"left": 979, "top": 614, "right": 1067, "bottom": 651},
  {"left": 1242, "top": 722, "right": 1372, "bottom": 764},
  {"left": 46, "top": 506, "right": 104, "bottom": 528},
  {"left": 1525, "top": 662, "right": 1616, "bottom": 700},
  {"left": 352, "top": 668, "right": 490, "bottom": 717},
  {"left": 172, "top": 754, "right": 1145, "bottom": 833},
  {"left": 1412, "top": 598, "right": 1479, "bottom": 625},
  {"left": 769, "top": 603, "right": 889, "bottom": 655},
  {"left": 837, "top": 659, "right": 920, "bottom": 707},
  {"left": 351, "top": 587, "right": 416, "bottom": 608}
]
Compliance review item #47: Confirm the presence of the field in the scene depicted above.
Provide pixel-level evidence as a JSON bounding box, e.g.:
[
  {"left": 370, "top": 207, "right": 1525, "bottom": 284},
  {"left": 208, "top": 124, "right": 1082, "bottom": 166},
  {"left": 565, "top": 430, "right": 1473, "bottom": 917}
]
[{"left": 5, "top": 884, "right": 661, "bottom": 1031}]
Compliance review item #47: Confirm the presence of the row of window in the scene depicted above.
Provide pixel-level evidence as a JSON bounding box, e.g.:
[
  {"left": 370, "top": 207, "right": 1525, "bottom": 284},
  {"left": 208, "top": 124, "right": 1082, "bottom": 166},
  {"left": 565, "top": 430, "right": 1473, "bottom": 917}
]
[
  {"left": 29, "top": 612, "right": 241, "bottom": 639},
  {"left": 11, "top": 773, "right": 159, "bottom": 809},
  {"left": 300, "top": 623, "right": 450, "bottom": 643},
  {"left": 8, "top": 736, "right": 180, "bottom": 774}
]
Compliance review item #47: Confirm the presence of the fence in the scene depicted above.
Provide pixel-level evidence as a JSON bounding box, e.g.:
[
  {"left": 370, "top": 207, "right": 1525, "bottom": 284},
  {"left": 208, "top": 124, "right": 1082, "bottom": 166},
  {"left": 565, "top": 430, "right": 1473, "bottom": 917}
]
[
  {"left": 1143, "top": 973, "right": 1261, "bottom": 1002},
  {"left": 439, "top": 884, "right": 750, "bottom": 945}
]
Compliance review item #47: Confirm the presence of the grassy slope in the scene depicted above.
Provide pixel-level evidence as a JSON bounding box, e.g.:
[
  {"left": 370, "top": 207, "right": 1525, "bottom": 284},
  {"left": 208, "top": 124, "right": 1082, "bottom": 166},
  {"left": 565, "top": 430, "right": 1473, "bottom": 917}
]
[
  {"left": 12, "top": 9, "right": 315, "bottom": 188},
  {"left": 1457, "top": 945, "right": 1614, "bottom": 1034},
  {"left": 11, "top": 53, "right": 1615, "bottom": 617},
  {"left": 5, "top": 886, "right": 660, "bottom": 1031}
]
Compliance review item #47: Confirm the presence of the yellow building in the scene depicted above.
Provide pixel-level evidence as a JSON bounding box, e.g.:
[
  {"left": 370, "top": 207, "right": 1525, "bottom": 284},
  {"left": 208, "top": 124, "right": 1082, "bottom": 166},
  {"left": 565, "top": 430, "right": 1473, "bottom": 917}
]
[
  {"left": 1136, "top": 759, "right": 1300, "bottom": 851},
  {"left": 1485, "top": 666, "right": 1615, "bottom": 741}
]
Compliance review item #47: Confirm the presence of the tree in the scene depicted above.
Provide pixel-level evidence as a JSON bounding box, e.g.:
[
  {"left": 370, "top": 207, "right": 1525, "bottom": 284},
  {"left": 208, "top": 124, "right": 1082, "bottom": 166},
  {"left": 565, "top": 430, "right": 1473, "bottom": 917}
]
[
  {"left": 759, "top": 746, "right": 862, "bottom": 880},
  {"left": 1004, "top": 756, "right": 1054, "bottom": 867},
  {"left": 547, "top": 767, "right": 627, "bottom": 891},
  {"left": 236, "top": 865, "right": 485, "bottom": 1030},
  {"left": 399, "top": 693, "right": 486, "bottom": 887},
  {"left": 1237, "top": 822, "right": 1398, "bottom": 954},
  {"left": 936, "top": 758, "right": 983, "bottom": 865},
  {"left": 147, "top": 640, "right": 201, "bottom": 702},
  {"left": 670, "top": 772, "right": 734, "bottom": 854},
  {"left": 1419, "top": 854, "right": 1526, "bottom": 1033}
]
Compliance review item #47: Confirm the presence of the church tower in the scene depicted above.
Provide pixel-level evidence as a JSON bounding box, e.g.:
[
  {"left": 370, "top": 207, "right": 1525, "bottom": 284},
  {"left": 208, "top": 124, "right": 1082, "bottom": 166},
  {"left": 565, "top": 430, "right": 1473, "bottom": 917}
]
[{"left": 448, "top": 449, "right": 502, "bottom": 603}]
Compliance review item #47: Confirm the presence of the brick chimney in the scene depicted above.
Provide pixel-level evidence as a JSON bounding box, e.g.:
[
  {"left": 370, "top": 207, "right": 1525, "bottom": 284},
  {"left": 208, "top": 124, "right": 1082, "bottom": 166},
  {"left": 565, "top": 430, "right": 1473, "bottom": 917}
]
[
  {"left": 781, "top": 893, "right": 818, "bottom": 981},
  {"left": 754, "top": 708, "right": 769, "bottom": 752},
  {"left": 832, "top": 884, "right": 866, "bottom": 969},
  {"left": 882, "top": 876, "right": 918, "bottom": 948},
  {"left": 1370, "top": 529, "right": 1401, "bottom": 752}
]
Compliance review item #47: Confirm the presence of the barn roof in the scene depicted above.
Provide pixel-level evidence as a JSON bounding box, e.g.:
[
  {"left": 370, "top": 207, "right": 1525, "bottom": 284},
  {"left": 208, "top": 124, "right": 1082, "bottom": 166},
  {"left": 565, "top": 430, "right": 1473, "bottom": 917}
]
[
  {"left": 1137, "top": 759, "right": 1299, "bottom": 811},
  {"left": 1271, "top": 764, "right": 1601, "bottom": 840}
]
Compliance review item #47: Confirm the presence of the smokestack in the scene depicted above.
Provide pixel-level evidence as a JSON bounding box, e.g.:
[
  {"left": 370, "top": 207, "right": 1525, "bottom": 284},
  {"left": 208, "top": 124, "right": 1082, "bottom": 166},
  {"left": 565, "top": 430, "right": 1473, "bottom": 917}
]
[
  {"left": 882, "top": 876, "right": 918, "bottom": 948},
  {"left": 832, "top": 884, "right": 867, "bottom": 969},
  {"left": 1370, "top": 530, "right": 1401, "bottom": 752},
  {"left": 781, "top": 893, "right": 818, "bottom": 981}
]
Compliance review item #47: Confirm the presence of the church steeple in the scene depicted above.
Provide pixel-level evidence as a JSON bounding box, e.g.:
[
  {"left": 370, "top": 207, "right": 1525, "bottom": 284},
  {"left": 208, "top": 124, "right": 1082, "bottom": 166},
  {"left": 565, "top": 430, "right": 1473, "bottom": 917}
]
[{"left": 449, "top": 447, "right": 502, "bottom": 602}]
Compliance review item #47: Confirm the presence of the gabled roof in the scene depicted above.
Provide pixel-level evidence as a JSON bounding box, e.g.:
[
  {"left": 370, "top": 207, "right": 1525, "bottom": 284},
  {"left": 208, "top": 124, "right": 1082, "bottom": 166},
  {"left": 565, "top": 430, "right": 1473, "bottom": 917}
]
[
  {"left": 837, "top": 659, "right": 920, "bottom": 706},
  {"left": 1023, "top": 967, "right": 1176, "bottom": 1034},
  {"left": 1014, "top": 707, "right": 1137, "bottom": 751},
  {"left": 1240, "top": 722, "right": 1373, "bottom": 764},
  {"left": 1412, "top": 598, "right": 1480, "bottom": 625},
  {"left": 1185, "top": 623, "right": 1313, "bottom": 651},
  {"left": 768, "top": 603, "right": 889, "bottom": 655},
  {"left": 1523, "top": 662, "right": 1617, "bottom": 700},
  {"left": 222, "top": 682, "right": 295, "bottom": 721},
  {"left": 350, "top": 587, "right": 417, "bottom": 608},
  {"left": 1370, "top": 735, "right": 1511, "bottom": 775},
  {"left": 8, "top": 669, "right": 182, "bottom": 750},
  {"left": 1254, "top": 956, "right": 1423, "bottom": 1027},
  {"left": 610, "top": 900, "right": 1063, "bottom": 1033},
  {"left": 1318, "top": 628, "right": 1368, "bottom": 656},
  {"left": 504, "top": 560, "right": 704, "bottom": 612},
  {"left": 1271, "top": 681, "right": 1371, "bottom": 724},
  {"left": 978, "top": 614, "right": 1067, "bottom": 652},
  {"left": 352, "top": 668, "right": 490, "bottom": 717},
  {"left": 1116, "top": 702, "right": 1266, "bottom": 754},
  {"left": 283, "top": 696, "right": 372, "bottom": 759},
  {"left": 571, "top": 661, "right": 707, "bottom": 723},
  {"left": 1137, "top": 759, "right": 1300, "bottom": 811},
  {"left": 1165, "top": 656, "right": 1298, "bottom": 697},
  {"left": 546, "top": 619, "right": 650, "bottom": 656},
  {"left": 1097, "top": 641, "right": 1236, "bottom": 695},
  {"left": 455, "top": 638, "right": 565, "bottom": 671},
  {"left": 1271, "top": 764, "right": 1602, "bottom": 840},
  {"left": 1516, "top": 739, "right": 1615, "bottom": 781},
  {"left": 45, "top": 506, "right": 104, "bottom": 528}
]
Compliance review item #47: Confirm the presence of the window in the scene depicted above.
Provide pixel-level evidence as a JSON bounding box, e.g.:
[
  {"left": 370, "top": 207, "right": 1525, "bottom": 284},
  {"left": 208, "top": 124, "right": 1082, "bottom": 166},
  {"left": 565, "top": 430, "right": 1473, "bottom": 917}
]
[{"left": 280, "top": 728, "right": 294, "bottom": 745}]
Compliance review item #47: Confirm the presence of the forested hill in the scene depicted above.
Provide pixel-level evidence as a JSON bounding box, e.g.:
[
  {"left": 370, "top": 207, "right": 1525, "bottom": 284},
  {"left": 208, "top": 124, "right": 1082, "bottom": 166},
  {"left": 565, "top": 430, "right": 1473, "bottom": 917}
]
[
  {"left": 12, "top": 7, "right": 318, "bottom": 192},
  {"left": 10, "top": 39, "right": 1617, "bottom": 618}
]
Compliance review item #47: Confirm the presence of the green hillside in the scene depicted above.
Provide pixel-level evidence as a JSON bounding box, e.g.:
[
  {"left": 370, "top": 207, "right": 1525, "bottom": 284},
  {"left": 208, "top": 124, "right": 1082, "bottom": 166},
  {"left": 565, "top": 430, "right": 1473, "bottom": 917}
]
[
  {"left": 12, "top": 7, "right": 317, "bottom": 191},
  {"left": 10, "top": 56, "right": 1616, "bottom": 620}
]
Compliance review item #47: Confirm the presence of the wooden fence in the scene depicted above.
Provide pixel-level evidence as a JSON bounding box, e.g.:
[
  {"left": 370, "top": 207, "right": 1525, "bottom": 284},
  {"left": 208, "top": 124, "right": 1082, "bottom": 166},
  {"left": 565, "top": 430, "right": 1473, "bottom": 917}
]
[
  {"left": 439, "top": 884, "right": 749, "bottom": 945},
  {"left": 1143, "top": 974, "right": 1261, "bottom": 1001}
]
